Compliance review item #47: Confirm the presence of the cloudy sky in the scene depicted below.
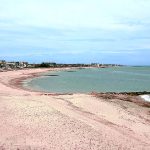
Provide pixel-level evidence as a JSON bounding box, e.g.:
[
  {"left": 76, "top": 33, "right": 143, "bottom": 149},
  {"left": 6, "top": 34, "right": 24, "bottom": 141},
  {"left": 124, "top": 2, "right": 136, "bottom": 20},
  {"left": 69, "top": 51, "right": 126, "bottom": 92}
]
[{"left": 0, "top": 0, "right": 150, "bottom": 65}]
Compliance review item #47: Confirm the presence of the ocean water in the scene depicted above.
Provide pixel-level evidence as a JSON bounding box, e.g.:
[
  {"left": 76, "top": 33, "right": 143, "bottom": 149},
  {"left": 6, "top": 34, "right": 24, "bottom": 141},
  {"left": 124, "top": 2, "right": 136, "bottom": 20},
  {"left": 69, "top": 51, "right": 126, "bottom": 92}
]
[{"left": 24, "top": 66, "right": 150, "bottom": 93}]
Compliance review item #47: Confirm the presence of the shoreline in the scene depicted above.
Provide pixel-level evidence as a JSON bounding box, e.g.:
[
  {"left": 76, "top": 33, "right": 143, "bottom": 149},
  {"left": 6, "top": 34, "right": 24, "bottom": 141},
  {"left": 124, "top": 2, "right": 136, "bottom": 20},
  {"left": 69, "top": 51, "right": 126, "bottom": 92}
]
[
  {"left": 0, "top": 68, "right": 150, "bottom": 149},
  {"left": 2, "top": 67, "right": 150, "bottom": 105},
  {"left": 13, "top": 68, "right": 150, "bottom": 102},
  {"left": 8, "top": 67, "right": 87, "bottom": 95},
  {"left": 9, "top": 70, "right": 50, "bottom": 94}
]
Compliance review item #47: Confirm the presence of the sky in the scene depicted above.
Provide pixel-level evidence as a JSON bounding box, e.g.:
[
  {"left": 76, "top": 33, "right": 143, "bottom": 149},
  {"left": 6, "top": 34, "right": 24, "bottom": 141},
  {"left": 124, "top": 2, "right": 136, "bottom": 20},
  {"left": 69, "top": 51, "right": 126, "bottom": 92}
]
[{"left": 0, "top": 0, "right": 150, "bottom": 65}]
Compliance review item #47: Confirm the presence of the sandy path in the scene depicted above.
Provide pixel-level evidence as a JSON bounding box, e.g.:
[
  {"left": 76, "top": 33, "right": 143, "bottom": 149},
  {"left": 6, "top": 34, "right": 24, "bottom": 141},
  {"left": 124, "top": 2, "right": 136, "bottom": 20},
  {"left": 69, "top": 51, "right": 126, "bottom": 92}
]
[{"left": 0, "top": 69, "right": 150, "bottom": 150}]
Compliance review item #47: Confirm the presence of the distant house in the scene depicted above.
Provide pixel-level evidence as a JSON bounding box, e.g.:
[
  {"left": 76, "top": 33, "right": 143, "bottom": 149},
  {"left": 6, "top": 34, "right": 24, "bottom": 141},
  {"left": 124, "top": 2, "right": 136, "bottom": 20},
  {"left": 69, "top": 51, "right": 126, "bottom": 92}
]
[
  {"left": 0, "top": 60, "right": 6, "bottom": 67},
  {"left": 0, "top": 61, "right": 28, "bottom": 69},
  {"left": 15, "top": 62, "right": 28, "bottom": 68},
  {"left": 91, "top": 63, "right": 100, "bottom": 67},
  {"left": 0, "top": 60, "right": 6, "bottom": 63},
  {"left": 6, "top": 62, "right": 16, "bottom": 69}
]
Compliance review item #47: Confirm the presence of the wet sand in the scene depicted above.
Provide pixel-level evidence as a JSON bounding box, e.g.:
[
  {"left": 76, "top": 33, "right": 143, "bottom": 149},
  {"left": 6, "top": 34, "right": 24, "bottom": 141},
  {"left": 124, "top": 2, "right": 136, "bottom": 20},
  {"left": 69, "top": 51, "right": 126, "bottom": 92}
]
[{"left": 0, "top": 68, "right": 150, "bottom": 149}]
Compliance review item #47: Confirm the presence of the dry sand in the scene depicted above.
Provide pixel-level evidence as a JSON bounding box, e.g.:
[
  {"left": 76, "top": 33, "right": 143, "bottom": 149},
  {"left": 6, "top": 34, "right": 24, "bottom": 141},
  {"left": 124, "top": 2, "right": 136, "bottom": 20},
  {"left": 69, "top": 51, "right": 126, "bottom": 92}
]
[{"left": 0, "top": 68, "right": 150, "bottom": 150}]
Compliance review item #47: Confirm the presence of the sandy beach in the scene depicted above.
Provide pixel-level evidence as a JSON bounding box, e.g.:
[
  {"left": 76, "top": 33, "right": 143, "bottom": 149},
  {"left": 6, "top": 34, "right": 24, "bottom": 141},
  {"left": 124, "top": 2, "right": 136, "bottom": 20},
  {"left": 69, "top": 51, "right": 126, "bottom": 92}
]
[{"left": 0, "top": 68, "right": 150, "bottom": 150}]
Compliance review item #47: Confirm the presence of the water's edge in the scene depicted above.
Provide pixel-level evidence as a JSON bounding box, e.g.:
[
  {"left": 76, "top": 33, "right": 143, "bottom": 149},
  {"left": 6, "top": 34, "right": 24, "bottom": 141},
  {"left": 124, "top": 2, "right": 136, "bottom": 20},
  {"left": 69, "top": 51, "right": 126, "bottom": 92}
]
[{"left": 22, "top": 67, "right": 150, "bottom": 102}]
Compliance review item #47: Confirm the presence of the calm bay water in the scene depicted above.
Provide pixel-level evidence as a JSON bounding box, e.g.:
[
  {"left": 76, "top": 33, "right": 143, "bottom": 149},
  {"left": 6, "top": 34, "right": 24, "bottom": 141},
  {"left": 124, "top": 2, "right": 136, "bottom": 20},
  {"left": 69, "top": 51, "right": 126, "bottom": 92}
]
[{"left": 24, "top": 67, "right": 150, "bottom": 93}]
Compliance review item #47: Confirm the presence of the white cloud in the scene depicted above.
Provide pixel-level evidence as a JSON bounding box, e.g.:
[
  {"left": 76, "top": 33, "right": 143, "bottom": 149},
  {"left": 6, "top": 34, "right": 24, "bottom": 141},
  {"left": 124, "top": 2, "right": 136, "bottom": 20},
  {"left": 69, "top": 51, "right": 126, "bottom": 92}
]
[
  {"left": 0, "top": 0, "right": 150, "bottom": 29},
  {"left": 0, "top": 0, "right": 150, "bottom": 64}
]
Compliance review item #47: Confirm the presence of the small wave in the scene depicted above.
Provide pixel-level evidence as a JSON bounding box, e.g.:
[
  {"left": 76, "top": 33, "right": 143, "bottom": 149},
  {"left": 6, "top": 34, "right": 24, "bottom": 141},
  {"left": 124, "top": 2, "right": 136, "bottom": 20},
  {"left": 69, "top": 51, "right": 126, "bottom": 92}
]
[{"left": 140, "top": 95, "right": 150, "bottom": 102}]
